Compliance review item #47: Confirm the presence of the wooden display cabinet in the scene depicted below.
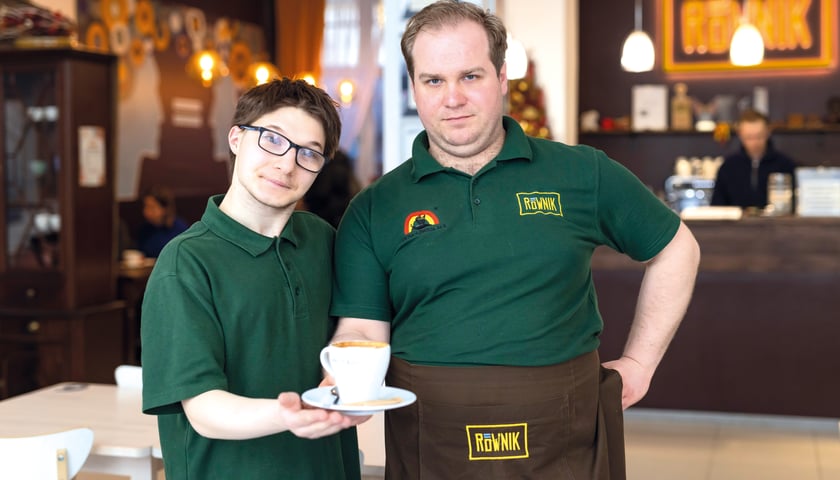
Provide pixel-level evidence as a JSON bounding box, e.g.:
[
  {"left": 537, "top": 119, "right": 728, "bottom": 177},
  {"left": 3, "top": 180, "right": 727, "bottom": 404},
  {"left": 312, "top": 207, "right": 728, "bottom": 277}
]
[{"left": 0, "top": 47, "right": 124, "bottom": 398}]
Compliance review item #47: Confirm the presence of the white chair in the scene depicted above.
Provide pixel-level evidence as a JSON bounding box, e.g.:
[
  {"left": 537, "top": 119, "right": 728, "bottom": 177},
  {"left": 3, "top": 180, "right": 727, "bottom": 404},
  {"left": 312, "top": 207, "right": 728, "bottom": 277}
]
[
  {"left": 115, "top": 365, "right": 166, "bottom": 477},
  {"left": 114, "top": 364, "right": 143, "bottom": 389},
  {"left": 0, "top": 427, "right": 94, "bottom": 480}
]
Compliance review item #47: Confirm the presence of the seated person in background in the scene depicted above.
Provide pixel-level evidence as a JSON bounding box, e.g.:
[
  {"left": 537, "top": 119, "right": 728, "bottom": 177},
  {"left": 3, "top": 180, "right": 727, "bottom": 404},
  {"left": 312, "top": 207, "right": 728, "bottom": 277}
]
[
  {"left": 136, "top": 186, "right": 188, "bottom": 257},
  {"left": 298, "top": 149, "right": 361, "bottom": 228},
  {"left": 711, "top": 109, "right": 797, "bottom": 208}
]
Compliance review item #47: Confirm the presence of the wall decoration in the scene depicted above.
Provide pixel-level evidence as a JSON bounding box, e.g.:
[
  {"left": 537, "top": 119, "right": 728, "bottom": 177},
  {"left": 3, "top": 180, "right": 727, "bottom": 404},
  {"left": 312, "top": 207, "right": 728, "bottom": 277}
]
[
  {"left": 78, "top": 126, "right": 106, "bottom": 187},
  {"left": 664, "top": 0, "right": 836, "bottom": 73},
  {"left": 77, "top": 1, "right": 271, "bottom": 200},
  {"left": 508, "top": 61, "right": 552, "bottom": 139}
]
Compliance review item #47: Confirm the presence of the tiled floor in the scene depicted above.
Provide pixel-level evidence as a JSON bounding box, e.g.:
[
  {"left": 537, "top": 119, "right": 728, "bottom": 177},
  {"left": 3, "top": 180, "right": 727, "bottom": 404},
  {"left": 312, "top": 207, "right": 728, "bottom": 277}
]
[
  {"left": 362, "top": 408, "right": 840, "bottom": 480},
  {"left": 624, "top": 409, "right": 840, "bottom": 480}
]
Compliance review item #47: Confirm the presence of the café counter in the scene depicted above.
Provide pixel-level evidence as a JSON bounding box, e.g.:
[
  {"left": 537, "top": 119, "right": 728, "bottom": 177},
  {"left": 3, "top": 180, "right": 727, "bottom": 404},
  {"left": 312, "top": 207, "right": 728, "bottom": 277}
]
[{"left": 593, "top": 216, "right": 840, "bottom": 418}]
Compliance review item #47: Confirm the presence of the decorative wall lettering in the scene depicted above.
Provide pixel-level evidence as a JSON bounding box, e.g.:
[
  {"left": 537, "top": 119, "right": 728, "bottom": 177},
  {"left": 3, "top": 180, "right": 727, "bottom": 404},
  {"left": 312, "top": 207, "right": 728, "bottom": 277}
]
[{"left": 663, "top": 0, "right": 836, "bottom": 72}]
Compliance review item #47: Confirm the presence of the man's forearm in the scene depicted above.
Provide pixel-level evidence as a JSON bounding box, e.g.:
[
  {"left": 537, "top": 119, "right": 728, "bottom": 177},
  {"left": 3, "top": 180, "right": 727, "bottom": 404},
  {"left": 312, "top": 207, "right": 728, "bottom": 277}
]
[{"left": 623, "top": 222, "right": 700, "bottom": 372}]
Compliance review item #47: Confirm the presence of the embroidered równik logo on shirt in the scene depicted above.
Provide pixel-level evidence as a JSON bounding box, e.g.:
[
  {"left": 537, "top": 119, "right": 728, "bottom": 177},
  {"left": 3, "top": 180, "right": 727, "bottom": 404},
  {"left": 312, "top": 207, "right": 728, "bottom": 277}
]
[
  {"left": 466, "top": 423, "right": 529, "bottom": 461},
  {"left": 516, "top": 192, "right": 563, "bottom": 216},
  {"left": 404, "top": 210, "right": 440, "bottom": 235}
]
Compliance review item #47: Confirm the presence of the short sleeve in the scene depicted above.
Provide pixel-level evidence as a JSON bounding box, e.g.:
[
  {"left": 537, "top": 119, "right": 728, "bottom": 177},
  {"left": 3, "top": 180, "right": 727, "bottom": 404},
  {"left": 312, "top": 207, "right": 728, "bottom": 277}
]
[{"left": 141, "top": 245, "right": 228, "bottom": 415}]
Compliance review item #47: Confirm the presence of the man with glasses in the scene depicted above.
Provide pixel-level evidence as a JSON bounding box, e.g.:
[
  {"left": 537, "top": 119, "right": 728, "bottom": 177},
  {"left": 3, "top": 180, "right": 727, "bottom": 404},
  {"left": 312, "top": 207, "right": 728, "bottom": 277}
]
[
  {"left": 237, "top": 124, "right": 330, "bottom": 173},
  {"left": 141, "top": 78, "right": 365, "bottom": 479}
]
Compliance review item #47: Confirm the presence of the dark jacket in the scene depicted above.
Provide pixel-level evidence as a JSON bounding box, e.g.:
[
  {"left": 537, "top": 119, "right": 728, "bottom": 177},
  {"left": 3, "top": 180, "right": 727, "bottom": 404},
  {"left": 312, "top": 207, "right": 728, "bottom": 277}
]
[
  {"left": 711, "top": 140, "right": 796, "bottom": 208},
  {"left": 137, "top": 217, "right": 189, "bottom": 257}
]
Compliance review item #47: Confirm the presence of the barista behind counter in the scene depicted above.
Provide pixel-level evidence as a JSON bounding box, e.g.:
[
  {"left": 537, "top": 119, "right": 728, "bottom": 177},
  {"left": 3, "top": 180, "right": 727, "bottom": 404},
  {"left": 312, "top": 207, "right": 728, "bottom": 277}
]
[{"left": 711, "top": 109, "right": 797, "bottom": 209}]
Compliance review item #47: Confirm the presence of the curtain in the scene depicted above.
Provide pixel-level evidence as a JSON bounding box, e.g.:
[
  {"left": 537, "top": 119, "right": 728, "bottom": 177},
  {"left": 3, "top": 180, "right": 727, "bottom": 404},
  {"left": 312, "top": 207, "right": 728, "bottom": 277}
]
[{"left": 275, "top": 0, "right": 326, "bottom": 80}]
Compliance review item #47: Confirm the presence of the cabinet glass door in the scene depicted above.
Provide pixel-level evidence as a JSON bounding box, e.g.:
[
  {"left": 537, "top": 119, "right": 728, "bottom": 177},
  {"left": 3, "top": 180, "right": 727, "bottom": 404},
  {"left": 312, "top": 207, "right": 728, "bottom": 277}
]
[{"left": 3, "top": 68, "right": 60, "bottom": 270}]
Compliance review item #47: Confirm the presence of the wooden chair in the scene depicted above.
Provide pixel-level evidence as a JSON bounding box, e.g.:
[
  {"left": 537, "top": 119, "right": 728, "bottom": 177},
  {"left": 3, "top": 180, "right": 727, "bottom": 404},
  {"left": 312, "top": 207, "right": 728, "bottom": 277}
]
[{"left": 0, "top": 427, "right": 94, "bottom": 479}]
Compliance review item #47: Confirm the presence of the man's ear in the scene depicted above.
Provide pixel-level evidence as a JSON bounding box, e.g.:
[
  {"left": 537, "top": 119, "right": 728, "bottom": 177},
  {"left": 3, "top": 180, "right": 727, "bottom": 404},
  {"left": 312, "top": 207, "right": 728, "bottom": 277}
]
[{"left": 228, "top": 126, "right": 242, "bottom": 156}]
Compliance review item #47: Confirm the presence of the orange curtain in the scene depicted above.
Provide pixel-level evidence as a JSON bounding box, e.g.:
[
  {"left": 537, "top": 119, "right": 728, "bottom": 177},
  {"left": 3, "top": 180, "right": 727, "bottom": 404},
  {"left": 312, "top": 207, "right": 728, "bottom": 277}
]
[{"left": 275, "top": 0, "right": 326, "bottom": 82}]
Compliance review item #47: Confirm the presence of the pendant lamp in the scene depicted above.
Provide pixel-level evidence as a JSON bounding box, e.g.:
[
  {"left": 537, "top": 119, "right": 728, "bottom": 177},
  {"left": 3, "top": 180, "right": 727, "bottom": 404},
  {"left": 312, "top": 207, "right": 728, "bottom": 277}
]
[
  {"left": 621, "top": 0, "right": 655, "bottom": 72},
  {"left": 506, "top": 34, "right": 528, "bottom": 80},
  {"left": 729, "top": 0, "right": 764, "bottom": 66}
]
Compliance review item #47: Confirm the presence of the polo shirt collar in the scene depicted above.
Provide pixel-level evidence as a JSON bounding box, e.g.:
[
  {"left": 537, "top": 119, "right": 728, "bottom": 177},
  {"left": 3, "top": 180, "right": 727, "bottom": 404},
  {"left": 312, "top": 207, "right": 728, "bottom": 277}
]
[
  {"left": 201, "top": 195, "right": 298, "bottom": 256},
  {"left": 409, "top": 116, "right": 534, "bottom": 182}
]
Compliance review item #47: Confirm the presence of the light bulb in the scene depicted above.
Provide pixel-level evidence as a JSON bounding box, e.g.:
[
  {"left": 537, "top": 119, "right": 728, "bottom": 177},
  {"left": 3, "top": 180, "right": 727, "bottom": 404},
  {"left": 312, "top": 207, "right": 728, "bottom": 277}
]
[
  {"left": 255, "top": 65, "right": 271, "bottom": 85},
  {"left": 729, "top": 22, "right": 764, "bottom": 66},
  {"left": 621, "top": 31, "right": 655, "bottom": 72},
  {"left": 505, "top": 35, "right": 528, "bottom": 80},
  {"left": 338, "top": 79, "right": 355, "bottom": 104},
  {"left": 246, "top": 62, "right": 279, "bottom": 87},
  {"left": 198, "top": 52, "right": 215, "bottom": 71}
]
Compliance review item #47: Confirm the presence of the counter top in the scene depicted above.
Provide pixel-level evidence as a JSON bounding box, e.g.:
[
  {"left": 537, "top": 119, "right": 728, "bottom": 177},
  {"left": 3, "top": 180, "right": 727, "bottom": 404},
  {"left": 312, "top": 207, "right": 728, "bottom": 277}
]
[
  {"left": 592, "top": 215, "right": 840, "bottom": 418},
  {"left": 592, "top": 216, "right": 840, "bottom": 273}
]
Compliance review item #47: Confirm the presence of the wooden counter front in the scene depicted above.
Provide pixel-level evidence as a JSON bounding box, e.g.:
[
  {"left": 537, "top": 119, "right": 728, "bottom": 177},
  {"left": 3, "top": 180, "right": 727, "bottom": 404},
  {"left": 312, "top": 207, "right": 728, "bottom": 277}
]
[{"left": 593, "top": 217, "right": 840, "bottom": 418}]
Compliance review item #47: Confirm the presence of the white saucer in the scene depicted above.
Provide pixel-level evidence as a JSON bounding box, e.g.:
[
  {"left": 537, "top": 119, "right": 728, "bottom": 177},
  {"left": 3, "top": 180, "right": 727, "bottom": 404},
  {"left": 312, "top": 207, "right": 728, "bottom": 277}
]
[{"left": 302, "top": 386, "right": 416, "bottom": 415}]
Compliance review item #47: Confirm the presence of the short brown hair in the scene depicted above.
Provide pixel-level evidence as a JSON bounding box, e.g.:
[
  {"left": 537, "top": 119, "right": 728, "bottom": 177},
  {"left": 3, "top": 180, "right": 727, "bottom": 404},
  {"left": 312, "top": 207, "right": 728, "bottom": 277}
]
[
  {"left": 230, "top": 78, "right": 341, "bottom": 162},
  {"left": 400, "top": 0, "right": 507, "bottom": 82},
  {"left": 143, "top": 185, "right": 177, "bottom": 227},
  {"left": 737, "top": 108, "right": 770, "bottom": 126}
]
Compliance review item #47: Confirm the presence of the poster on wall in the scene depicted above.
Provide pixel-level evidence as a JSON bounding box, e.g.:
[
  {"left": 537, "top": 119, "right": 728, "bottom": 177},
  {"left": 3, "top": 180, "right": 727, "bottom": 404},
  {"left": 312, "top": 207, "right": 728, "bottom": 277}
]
[
  {"left": 78, "top": 126, "right": 106, "bottom": 187},
  {"left": 77, "top": 1, "right": 271, "bottom": 200},
  {"left": 664, "top": 0, "right": 837, "bottom": 73}
]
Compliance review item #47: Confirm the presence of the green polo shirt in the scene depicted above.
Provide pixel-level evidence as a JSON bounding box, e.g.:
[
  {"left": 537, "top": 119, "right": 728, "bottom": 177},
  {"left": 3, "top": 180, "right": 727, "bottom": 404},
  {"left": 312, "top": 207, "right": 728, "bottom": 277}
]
[
  {"left": 142, "top": 195, "right": 360, "bottom": 480},
  {"left": 332, "top": 117, "right": 679, "bottom": 367}
]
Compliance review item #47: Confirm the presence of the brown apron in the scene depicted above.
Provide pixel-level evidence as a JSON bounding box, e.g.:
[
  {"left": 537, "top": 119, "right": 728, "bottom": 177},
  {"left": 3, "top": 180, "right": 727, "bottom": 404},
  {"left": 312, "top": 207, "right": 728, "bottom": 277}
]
[{"left": 384, "top": 350, "right": 625, "bottom": 480}]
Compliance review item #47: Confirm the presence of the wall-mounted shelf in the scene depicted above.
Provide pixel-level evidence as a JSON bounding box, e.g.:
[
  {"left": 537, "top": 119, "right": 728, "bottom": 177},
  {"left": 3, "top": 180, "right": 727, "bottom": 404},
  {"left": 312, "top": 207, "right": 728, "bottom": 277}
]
[{"left": 577, "top": 127, "right": 840, "bottom": 194}]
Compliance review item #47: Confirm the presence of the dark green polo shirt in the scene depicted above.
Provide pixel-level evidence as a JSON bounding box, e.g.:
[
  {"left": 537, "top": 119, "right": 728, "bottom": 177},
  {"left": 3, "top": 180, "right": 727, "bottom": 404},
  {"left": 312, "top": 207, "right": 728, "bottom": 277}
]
[
  {"left": 142, "top": 195, "right": 359, "bottom": 480},
  {"left": 332, "top": 117, "right": 679, "bottom": 367}
]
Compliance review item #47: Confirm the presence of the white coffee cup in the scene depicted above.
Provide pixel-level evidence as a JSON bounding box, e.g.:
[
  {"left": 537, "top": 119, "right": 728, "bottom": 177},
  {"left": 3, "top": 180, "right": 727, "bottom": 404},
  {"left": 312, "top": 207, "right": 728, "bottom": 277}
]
[
  {"left": 122, "top": 249, "right": 145, "bottom": 267},
  {"left": 320, "top": 340, "right": 390, "bottom": 405}
]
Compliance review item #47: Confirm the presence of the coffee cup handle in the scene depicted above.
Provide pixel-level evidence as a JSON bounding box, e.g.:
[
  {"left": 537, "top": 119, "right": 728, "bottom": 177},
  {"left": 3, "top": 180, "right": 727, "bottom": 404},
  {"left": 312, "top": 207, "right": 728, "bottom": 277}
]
[{"left": 319, "top": 347, "right": 334, "bottom": 376}]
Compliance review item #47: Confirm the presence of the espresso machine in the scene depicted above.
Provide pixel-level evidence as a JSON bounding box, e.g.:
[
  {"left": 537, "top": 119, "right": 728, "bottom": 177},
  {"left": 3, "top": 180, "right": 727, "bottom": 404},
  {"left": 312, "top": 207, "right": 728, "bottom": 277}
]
[{"left": 664, "top": 175, "right": 715, "bottom": 212}]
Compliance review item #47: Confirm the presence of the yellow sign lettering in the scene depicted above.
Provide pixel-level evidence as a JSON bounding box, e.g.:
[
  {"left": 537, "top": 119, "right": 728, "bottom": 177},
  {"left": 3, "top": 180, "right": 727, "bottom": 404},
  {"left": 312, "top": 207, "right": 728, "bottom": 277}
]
[{"left": 679, "top": 0, "right": 814, "bottom": 56}]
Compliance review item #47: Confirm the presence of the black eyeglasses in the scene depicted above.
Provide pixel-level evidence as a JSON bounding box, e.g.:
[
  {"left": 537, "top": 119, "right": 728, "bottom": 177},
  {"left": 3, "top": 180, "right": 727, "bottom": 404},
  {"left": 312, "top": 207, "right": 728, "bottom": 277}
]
[{"left": 238, "top": 125, "right": 328, "bottom": 173}]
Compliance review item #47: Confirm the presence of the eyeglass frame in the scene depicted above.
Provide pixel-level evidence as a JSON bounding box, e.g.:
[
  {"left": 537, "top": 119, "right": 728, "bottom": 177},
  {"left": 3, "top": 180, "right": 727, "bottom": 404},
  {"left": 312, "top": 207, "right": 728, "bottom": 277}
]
[{"left": 237, "top": 124, "right": 329, "bottom": 173}]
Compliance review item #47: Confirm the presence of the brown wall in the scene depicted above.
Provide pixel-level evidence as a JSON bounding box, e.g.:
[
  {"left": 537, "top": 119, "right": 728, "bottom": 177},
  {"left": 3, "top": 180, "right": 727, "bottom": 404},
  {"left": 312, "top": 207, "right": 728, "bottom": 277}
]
[
  {"left": 579, "top": 0, "right": 839, "bottom": 122},
  {"left": 578, "top": 0, "right": 840, "bottom": 191}
]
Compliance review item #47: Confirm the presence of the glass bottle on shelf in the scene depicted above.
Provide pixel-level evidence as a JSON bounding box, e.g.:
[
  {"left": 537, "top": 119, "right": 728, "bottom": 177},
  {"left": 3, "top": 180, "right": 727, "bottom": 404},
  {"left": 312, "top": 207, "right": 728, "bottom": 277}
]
[{"left": 670, "top": 82, "right": 694, "bottom": 131}]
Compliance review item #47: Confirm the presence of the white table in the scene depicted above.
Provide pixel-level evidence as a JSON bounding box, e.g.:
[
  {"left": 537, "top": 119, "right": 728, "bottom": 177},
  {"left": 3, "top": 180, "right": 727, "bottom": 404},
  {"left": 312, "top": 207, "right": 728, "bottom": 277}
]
[{"left": 0, "top": 382, "right": 162, "bottom": 480}]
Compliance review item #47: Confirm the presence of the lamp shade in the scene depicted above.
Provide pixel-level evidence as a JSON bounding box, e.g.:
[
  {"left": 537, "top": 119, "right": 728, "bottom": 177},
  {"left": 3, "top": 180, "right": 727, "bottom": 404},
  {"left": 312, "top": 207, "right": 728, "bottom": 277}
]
[
  {"left": 621, "top": 30, "right": 655, "bottom": 72},
  {"left": 729, "top": 21, "right": 764, "bottom": 66},
  {"left": 505, "top": 34, "right": 528, "bottom": 80}
]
